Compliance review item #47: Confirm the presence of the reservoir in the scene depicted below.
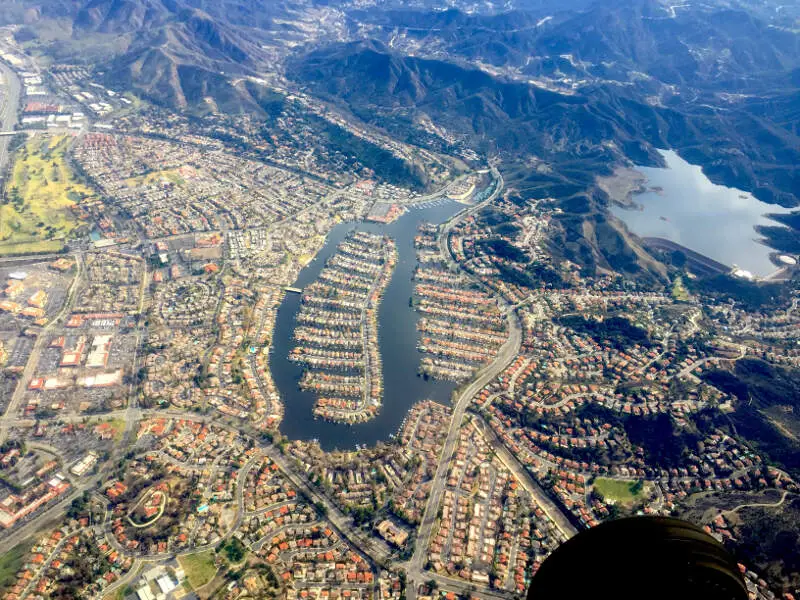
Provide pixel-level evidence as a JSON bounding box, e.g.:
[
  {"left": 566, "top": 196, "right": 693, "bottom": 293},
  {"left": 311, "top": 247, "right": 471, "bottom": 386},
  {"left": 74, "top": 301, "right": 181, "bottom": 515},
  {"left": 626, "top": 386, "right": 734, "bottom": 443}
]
[
  {"left": 610, "top": 150, "right": 792, "bottom": 278},
  {"left": 275, "top": 200, "right": 462, "bottom": 450}
]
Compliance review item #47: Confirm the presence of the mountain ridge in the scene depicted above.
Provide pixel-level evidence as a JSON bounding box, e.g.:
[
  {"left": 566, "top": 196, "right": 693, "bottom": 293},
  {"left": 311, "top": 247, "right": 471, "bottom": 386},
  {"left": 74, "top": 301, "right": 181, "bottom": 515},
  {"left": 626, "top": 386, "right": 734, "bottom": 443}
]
[{"left": 289, "top": 38, "right": 799, "bottom": 208}]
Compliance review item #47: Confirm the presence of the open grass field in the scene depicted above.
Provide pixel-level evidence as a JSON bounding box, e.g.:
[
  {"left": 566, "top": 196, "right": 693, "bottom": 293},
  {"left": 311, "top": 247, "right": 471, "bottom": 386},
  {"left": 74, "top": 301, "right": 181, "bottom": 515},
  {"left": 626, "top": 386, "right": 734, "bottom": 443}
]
[
  {"left": 0, "top": 538, "right": 33, "bottom": 592},
  {"left": 0, "top": 239, "right": 64, "bottom": 256},
  {"left": 593, "top": 477, "right": 646, "bottom": 505},
  {"left": 672, "top": 276, "right": 690, "bottom": 301},
  {"left": 0, "top": 134, "right": 94, "bottom": 254},
  {"left": 123, "top": 168, "right": 185, "bottom": 188},
  {"left": 103, "top": 586, "right": 127, "bottom": 600},
  {"left": 178, "top": 550, "right": 218, "bottom": 590}
]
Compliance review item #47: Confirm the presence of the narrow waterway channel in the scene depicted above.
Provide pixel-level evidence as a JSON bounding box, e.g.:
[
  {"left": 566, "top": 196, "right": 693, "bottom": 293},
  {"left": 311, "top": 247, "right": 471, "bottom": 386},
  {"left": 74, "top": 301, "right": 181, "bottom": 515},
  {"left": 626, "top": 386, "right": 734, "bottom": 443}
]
[{"left": 275, "top": 200, "right": 463, "bottom": 450}]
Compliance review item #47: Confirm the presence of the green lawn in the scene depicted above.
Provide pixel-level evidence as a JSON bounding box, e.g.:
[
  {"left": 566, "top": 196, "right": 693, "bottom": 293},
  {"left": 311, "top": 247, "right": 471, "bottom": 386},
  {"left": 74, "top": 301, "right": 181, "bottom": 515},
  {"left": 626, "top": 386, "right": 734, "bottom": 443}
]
[
  {"left": 0, "top": 239, "right": 65, "bottom": 256},
  {"left": 0, "top": 134, "right": 95, "bottom": 254},
  {"left": 0, "top": 538, "right": 33, "bottom": 592},
  {"left": 123, "top": 168, "right": 184, "bottom": 188},
  {"left": 671, "top": 276, "right": 690, "bottom": 301},
  {"left": 93, "top": 418, "right": 126, "bottom": 442},
  {"left": 593, "top": 478, "right": 645, "bottom": 505},
  {"left": 178, "top": 550, "right": 217, "bottom": 590}
]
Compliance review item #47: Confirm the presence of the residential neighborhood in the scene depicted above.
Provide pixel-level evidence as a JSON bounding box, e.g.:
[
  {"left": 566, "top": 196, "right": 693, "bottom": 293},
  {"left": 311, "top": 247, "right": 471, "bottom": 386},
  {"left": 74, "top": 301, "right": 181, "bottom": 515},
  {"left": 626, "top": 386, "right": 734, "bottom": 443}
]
[{"left": 0, "top": 15, "right": 795, "bottom": 600}]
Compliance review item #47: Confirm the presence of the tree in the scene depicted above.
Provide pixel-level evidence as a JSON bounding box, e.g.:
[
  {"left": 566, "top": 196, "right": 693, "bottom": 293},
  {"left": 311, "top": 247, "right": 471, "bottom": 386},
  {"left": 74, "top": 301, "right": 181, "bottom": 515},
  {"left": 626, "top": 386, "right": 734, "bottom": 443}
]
[
  {"left": 222, "top": 538, "right": 246, "bottom": 563},
  {"left": 350, "top": 505, "right": 375, "bottom": 526}
]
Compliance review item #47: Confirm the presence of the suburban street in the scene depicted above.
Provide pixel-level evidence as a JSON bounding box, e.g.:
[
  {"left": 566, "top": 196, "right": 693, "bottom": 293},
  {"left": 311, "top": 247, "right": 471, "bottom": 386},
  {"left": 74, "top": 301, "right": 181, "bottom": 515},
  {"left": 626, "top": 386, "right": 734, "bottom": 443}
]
[
  {"left": 0, "top": 4, "right": 792, "bottom": 598},
  {"left": 472, "top": 417, "right": 577, "bottom": 539},
  {"left": 0, "top": 253, "right": 84, "bottom": 445},
  {"left": 406, "top": 168, "right": 524, "bottom": 598},
  {"left": 404, "top": 167, "right": 582, "bottom": 599}
]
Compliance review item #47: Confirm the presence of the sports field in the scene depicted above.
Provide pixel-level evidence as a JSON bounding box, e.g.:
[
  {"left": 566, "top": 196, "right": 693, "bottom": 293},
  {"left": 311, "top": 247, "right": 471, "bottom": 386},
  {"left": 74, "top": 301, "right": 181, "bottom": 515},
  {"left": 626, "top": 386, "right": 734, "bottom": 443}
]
[
  {"left": 593, "top": 477, "right": 646, "bottom": 505},
  {"left": 178, "top": 550, "right": 218, "bottom": 590}
]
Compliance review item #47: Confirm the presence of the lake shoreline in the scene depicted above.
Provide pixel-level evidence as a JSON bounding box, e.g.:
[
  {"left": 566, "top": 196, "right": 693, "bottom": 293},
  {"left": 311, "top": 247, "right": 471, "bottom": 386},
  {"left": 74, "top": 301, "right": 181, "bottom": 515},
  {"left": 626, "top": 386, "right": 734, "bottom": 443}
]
[
  {"left": 275, "top": 200, "right": 462, "bottom": 450},
  {"left": 611, "top": 150, "right": 793, "bottom": 278}
]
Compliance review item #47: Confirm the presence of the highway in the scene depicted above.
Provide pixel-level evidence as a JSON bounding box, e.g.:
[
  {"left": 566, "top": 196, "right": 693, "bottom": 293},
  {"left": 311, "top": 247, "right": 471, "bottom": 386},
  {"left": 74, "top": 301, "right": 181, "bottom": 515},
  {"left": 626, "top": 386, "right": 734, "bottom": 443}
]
[
  {"left": 0, "top": 60, "right": 20, "bottom": 176},
  {"left": 0, "top": 253, "right": 65, "bottom": 266},
  {"left": 0, "top": 485, "right": 83, "bottom": 556},
  {"left": 425, "top": 572, "right": 516, "bottom": 600}
]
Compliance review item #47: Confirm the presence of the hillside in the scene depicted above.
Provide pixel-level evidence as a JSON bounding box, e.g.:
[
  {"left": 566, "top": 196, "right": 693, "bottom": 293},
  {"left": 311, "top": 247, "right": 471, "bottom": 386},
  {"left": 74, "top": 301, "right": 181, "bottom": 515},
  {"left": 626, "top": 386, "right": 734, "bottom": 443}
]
[{"left": 1, "top": 0, "right": 797, "bottom": 273}]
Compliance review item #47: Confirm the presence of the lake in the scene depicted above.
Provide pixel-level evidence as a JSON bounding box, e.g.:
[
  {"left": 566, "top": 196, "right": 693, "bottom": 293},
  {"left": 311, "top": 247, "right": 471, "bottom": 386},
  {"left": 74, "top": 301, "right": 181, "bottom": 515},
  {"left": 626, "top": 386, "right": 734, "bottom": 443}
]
[
  {"left": 610, "top": 150, "right": 792, "bottom": 278},
  {"left": 274, "top": 200, "right": 462, "bottom": 450}
]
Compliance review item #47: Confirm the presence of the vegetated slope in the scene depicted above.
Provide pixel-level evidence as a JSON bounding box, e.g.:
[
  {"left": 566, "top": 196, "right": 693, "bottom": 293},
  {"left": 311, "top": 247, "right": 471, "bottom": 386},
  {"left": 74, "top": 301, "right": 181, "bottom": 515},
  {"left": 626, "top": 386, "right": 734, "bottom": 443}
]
[
  {"left": 289, "top": 40, "right": 662, "bottom": 162},
  {"left": 354, "top": 0, "right": 800, "bottom": 94},
  {"left": 290, "top": 9, "right": 800, "bottom": 207},
  {"left": 73, "top": 0, "right": 173, "bottom": 32},
  {"left": 95, "top": 2, "right": 263, "bottom": 109},
  {"left": 104, "top": 15, "right": 252, "bottom": 109},
  {"left": 731, "top": 498, "right": 800, "bottom": 593},
  {"left": 351, "top": 0, "right": 800, "bottom": 207},
  {"left": 703, "top": 359, "right": 800, "bottom": 479},
  {"left": 6, "top": 0, "right": 798, "bottom": 273},
  {"left": 8, "top": 0, "right": 275, "bottom": 111},
  {"left": 530, "top": 0, "right": 800, "bottom": 90},
  {"left": 8, "top": 0, "right": 799, "bottom": 205}
]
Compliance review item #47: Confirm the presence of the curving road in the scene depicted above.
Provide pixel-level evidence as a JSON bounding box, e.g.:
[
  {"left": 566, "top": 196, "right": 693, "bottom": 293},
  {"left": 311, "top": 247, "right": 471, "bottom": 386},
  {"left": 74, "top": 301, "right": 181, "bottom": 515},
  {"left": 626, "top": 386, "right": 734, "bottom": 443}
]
[
  {"left": 406, "top": 168, "right": 579, "bottom": 599},
  {"left": 407, "top": 169, "right": 525, "bottom": 596},
  {"left": 406, "top": 315, "right": 522, "bottom": 596},
  {"left": 716, "top": 489, "right": 791, "bottom": 519},
  {"left": 0, "top": 167, "right": 559, "bottom": 600}
]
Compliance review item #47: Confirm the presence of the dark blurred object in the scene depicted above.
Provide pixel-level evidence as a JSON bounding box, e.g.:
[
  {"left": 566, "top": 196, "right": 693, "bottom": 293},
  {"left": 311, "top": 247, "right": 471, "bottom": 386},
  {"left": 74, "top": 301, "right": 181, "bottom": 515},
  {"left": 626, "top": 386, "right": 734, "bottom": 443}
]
[{"left": 527, "top": 516, "right": 748, "bottom": 600}]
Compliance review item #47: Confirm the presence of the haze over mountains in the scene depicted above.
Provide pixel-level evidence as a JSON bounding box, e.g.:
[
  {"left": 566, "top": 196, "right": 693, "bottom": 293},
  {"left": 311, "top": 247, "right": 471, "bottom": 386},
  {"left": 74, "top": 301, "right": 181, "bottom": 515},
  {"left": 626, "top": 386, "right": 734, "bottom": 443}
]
[
  {"left": 3, "top": 0, "right": 797, "bottom": 272},
  {"left": 295, "top": 0, "right": 799, "bottom": 207},
  {"left": 0, "top": 7, "right": 799, "bottom": 593}
]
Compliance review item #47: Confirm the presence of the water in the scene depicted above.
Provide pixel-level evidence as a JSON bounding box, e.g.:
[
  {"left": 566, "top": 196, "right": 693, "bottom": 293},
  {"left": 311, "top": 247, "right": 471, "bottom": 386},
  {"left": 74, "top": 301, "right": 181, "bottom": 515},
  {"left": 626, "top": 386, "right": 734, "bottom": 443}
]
[
  {"left": 610, "top": 150, "right": 792, "bottom": 277},
  {"left": 274, "top": 200, "right": 463, "bottom": 450}
]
